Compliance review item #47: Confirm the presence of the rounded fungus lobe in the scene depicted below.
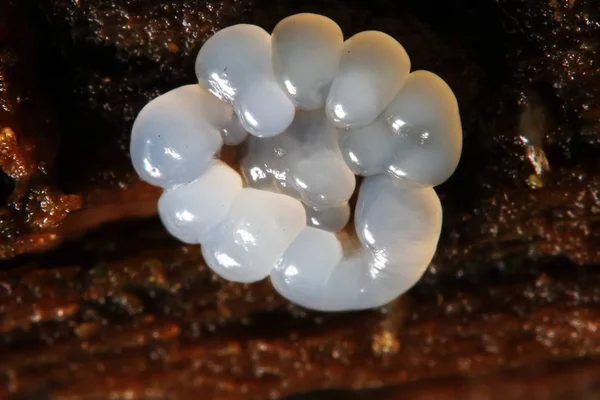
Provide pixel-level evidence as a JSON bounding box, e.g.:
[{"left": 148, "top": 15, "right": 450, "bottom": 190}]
[
  {"left": 384, "top": 71, "right": 462, "bottom": 186},
  {"left": 272, "top": 13, "right": 344, "bottom": 110},
  {"left": 326, "top": 31, "right": 411, "bottom": 129},
  {"left": 131, "top": 13, "right": 462, "bottom": 311},
  {"left": 130, "top": 85, "right": 226, "bottom": 188},
  {"left": 339, "top": 70, "right": 462, "bottom": 186},
  {"left": 201, "top": 189, "right": 306, "bottom": 283},
  {"left": 195, "top": 24, "right": 295, "bottom": 138},
  {"left": 243, "top": 109, "right": 356, "bottom": 210},
  {"left": 158, "top": 161, "right": 242, "bottom": 244},
  {"left": 271, "top": 175, "right": 442, "bottom": 311},
  {"left": 338, "top": 118, "right": 396, "bottom": 176}
]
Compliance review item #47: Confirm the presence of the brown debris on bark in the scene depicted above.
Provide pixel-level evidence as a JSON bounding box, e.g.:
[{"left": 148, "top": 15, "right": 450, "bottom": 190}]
[{"left": 0, "top": 0, "right": 599, "bottom": 398}]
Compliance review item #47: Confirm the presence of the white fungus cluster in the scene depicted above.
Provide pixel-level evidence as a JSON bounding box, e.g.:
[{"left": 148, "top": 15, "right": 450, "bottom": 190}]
[{"left": 130, "top": 13, "right": 462, "bottom": 311}]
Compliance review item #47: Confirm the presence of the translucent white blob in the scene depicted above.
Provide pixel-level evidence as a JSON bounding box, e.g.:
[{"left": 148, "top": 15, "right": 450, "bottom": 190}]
[
  {"left": 384, "top": 70, "right": 462, "bottom": 186},
  {"left": 271, "top": 229, "right": 366, "bottom": 311},
  {"left": 272, "top": 13, "right": 343, "bottom": 110},
  {"left": 338, "top": 119, "right": 395, "bottom": 176},
  {"left": 290, "top": 149, "right": 355, "bottom": 208},
  {"left": 130, "top": 85, "right": 226, "bottom": 188},
  {"left": 271, "top": 227, "right": 343, "bottom": 309},
  {"left": 318, "top": 254, "right": 366, "bottom": 311},
  {"left": 356, "top": 174, "right": 442, "bottom": 260},
  {"left": 271, "top": 229, "right": 370, "bottom": 311},
  {"left": 338, "top": 71, "right": 462, "bottom": 186},
  {"left": 304, "top": 202, "right": 351, "bottom": 232},
  {"left": 271, "top": 174, "right": 442, "bottom": 311},
  {"left": 158, "top": 161, "right": 242, "bottom": 244},
  {"left": 236, "top": 77, "right": 297, "bottom": 138},
  {"left": 353, "top": 174, "right": 442, "bottom": 307},
  {"left": 242, "top": 109, "right": 355, "bottom": 213},
  {"left": 219, "top": 114, "right": 248, "bottom": 146},
  {"left": 201, "top": 188, "right": 306, "bottom": 283},
  {"left": 241, "top": 126, "right": 296, "bottom": 192},
  {"left": 325, "top": 31, "right": 410, "bottom": 129},
  {"left": 195, "top": 24, "right": 295, "bottom": 137},
  {"left": 285, "top": 111, "right": 355, "bottom": 208}
]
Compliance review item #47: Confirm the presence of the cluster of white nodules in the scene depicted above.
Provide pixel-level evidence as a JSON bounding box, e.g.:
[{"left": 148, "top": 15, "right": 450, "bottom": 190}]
[
  {"left": 241, "top": 109, "right": 355, "bottom": 232},
  {"left": 129, "top": 13, "right": 462, "bottom": 311}
]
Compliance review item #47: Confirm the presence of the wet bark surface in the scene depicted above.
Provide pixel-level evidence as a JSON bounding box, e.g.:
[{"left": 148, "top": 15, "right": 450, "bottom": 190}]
[{"left": 1, "top": 0, "right": 599, "bottom": 398}]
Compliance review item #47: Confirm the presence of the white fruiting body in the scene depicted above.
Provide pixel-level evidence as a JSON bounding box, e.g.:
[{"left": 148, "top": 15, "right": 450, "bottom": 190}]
[{"left": 130, "top": 13, "right": 462, "bottom": 312}]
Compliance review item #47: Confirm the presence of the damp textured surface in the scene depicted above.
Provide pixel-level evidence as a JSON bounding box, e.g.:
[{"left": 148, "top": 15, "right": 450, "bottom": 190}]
[{"left": 1, "top": 0, "right": 600, "bottom": 399}]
